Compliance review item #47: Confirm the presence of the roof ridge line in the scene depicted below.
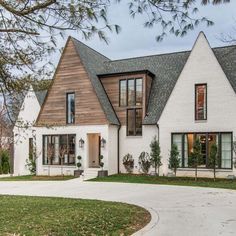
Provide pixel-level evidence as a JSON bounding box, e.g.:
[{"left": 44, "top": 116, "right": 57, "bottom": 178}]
[
  {"left": 71, "top": 37, "right": 111, "bottom": 61},
  {"left": 106, "top": 44, "right": 236, "bottom": 63}
]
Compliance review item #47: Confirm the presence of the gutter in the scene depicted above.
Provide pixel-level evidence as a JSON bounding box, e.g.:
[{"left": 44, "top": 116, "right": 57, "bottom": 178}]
[
  {"left": 156, "top": 124, "right": 160, "bottom": 142},
  {"left": 117, "top": 125, "right": 121, "bottom": 173}
]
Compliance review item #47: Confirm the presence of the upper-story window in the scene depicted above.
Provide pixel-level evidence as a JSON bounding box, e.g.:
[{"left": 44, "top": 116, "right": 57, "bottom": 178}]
[
  {"left": 195, "top": 84, "right": 207, "bottom": 120},
  {"left": 119, "top": 80, "right": 127, "bottom": 106},
  {"left": 66, "top": 93, "right": 75, "bottom": 124},
  {"left": 119, "top": 78, "right": 143, "bottom": 107}
]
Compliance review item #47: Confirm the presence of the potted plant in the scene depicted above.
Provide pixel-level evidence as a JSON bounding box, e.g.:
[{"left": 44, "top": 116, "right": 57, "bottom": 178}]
[
  {"left": 74, "top": 155, "right": 84, "bottom": 177},
  {"left": 123, "top": 153, "right": 134, "bottom": 173},
  {"left": 98, "top": 155, "right": 108, "bottom": 177}
]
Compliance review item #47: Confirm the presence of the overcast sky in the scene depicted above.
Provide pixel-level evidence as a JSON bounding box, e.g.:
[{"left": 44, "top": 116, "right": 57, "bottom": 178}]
[{"left": 56, "top": 1, "right": 236, "bottom": 62}]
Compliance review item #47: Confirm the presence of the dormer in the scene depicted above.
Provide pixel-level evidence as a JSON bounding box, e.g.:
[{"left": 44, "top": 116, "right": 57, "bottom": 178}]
[{"left": 99, "top": 70, "right": 154, "bottom": 136}]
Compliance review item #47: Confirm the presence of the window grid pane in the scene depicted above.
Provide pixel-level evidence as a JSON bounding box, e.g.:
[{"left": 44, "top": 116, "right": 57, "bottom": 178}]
[
  {"left": 173, "top": 134, "right": 183, "bottom": 166},
  {"left": 135, "top": 109, "right": 142, "bottom": 136},
  {"left": 172, "top": 132, "right": 232, "bottom": 169},
  {"left": 195, "top": 84, "right": 207, "bottom": 120},
  {"left": 136, "top": 78, "right": 142, "bottom": 106},
  {"left": 128, "top": 79, "right": 135, "bottom": 106},
  {"left": 119, "top": 80, "right": 127, "bottom": 106},
  {"left": 221, "top": 133, "right": 232, "bottom": 168},
  {"left": 127, "top": 109, "right": 135, "bottom": 136},
  {"left": 67, "top": 93, "right": 75, "bottom": 124},
  {"left": 43, "top": 135, "right": 76, "bottom": 165}
]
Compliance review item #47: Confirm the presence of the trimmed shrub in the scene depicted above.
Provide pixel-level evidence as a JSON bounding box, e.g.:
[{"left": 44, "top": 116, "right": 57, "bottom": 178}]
[
  {"left": 0, "top": 150, "right": 10, "bottom": 174},
  {"left": 139, "top": 152, "right": 151, "bottom": 174},
  {"left": 123, "top": 154, "right": 134, "bottom": 173}
]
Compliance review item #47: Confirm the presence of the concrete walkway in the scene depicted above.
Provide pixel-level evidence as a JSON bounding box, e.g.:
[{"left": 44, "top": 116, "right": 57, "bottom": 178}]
[{"left": 0, "top": 178, "right": 235, "bottom": 236}]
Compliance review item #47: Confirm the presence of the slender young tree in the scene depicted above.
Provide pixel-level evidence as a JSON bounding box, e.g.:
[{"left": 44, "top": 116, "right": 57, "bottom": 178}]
[
  {"left": 188, "top": 138, "right": 203, "bottom": 181},
  {"left": 59, "top": 145, "right": 67, "bottom": 177},
  {"left": 208, "top": 143, "right": 218, "bottom": 181},
  {"left": 150, "top": 136, "right": 162, "bottom": 176},
  {"left": 168, "top": 144, "right": 180, "bottom": 176},
  {"left": 233, "top": 138, "right": 236, "bottom": 168},
  {"left": 46, "top": 144, "right": 54, "bottom": 176}
]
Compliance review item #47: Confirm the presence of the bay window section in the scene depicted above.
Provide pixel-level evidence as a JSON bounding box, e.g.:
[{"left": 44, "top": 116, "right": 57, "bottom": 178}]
[
  {"left": 172, "top": 132, "right": 232, "bottom": 169},
  {"left": 67, "top": 93, "right": 75, "bottom": 124},
  {"left": 127, "top": 109, "right": 142, "bottom": 136},
  {"left": 195, "top": 84, "right": 207, "bottom": 120},
  {"left": 43, "top": 134, "right": 76, "bottom": 165}
]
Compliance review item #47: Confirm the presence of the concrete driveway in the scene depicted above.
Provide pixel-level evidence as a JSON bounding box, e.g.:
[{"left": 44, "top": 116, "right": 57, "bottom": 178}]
[{"left": 0, "top": 178, "right": 235, "bottom": 236}]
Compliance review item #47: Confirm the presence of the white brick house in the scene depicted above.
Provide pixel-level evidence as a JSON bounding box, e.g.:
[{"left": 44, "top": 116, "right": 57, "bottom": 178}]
[{"left": 13, "top": 32, "right": 236, "bottom": 178}]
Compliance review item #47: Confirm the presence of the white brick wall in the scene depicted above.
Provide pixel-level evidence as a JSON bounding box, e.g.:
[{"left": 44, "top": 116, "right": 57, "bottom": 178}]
[{"left": 158, "top": 32, "right": 236, "bottom": 177}]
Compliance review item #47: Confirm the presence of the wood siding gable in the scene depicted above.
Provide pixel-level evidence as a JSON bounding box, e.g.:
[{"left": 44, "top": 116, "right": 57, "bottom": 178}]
[{"left": 36, "top": 38, "right": 108, "bottom": 126}]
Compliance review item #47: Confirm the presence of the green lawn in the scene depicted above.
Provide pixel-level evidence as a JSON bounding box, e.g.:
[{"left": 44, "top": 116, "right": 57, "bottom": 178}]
[
  {"left": 90, "top": 174, "right": 236, "bottom": 190},
  {"left": 0, "top": 175, "right": 75, "bottom": 181},
  {"left": 0, "top": 195, "right": 150, "bottom": 236}
]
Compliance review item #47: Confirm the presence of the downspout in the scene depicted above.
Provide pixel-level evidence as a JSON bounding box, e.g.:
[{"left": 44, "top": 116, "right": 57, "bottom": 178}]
[
  {"left": 156, "top": 124, "right": 160, "bottom": 142},
  {"left": 117, "top": 125, "right": 121, "bottom": 174}
]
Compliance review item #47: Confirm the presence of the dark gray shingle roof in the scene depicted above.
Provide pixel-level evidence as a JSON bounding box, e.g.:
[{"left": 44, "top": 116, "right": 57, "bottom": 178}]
[
  {"left": 70, "top": 37, "right": 236, "bottom": 125},
  {"left": 35, "top": 90, "right": 47, "bottom": 106},
  {"left": 213, "top": 46, "right": 236, "bottom": 94}
]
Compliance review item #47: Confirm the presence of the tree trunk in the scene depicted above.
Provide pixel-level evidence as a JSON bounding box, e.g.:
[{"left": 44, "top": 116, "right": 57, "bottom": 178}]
[
  {"left": 195, "top": 166, "right": 197, "bottom": 181},
  {"left": 174, "top": 168, "right": 177, "bottom": 177},
  {"left": 214, "top": 168, "right": 216, "bottom": 182}
]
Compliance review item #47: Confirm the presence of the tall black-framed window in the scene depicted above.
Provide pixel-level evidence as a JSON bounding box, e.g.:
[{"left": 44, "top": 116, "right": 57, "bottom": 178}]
[
  {"left": 171, "top": 132, "right": 232, "bottom": 169},
  {"left": 195, "top": 84, "right": 207, "bottom": 120},
  {"left": 119, "top": 78, "right": 143, "bottom": 107},
  {"left": 66, "top": 93, "right": 75, "bottom": 124},
  {"left": 43, "top": 134, "right": 76, "bottom": 165},
  {"left": 127, "top": 108, "right": 142, "bottom": 136}
]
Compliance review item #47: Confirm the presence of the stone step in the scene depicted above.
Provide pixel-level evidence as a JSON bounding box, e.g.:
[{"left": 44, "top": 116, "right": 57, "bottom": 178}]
[{"left": 83, "top": 168, "right": 100, "bottom": 180}]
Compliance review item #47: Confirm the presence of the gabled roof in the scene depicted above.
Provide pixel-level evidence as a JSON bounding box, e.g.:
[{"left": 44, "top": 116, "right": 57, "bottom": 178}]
[
  {"left": 59, "top": 35, "right": 236, "bottom": 125},
  {"left": 35, "top": 90, "right": 47, "bottom": 106},
  {"left": 213, "top": 45, "right": 236, "bottom": 94},
  {"left": 71, "top": 38, "right": 120, "bottom": 125}
]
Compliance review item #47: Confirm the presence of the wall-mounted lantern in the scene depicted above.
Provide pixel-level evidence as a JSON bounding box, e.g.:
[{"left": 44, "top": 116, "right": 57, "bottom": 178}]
[
  {"left": 79, "top": 138, "right": 84, "bottom": 148},
  {"left": 100, "top": 137, "right": 106, "bottom": 148}
]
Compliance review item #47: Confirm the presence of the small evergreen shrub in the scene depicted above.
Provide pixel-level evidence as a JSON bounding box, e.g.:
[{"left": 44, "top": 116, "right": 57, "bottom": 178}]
[
  {"left": 0, "top": 150, "right": 10, "bottom": 174},
  {"left": 150, "top": 136, "right": 162, "bottom": 176},
  {"left": 122, "top": 154, "right": 134, "bottom": 173},
  {"left": 168, "top": 144, "right": 180, "bottom": 176},
  {"left": 26, "top": 159, "right": 36, "bottom": 175},
  {"left": 77, "top": 155, "right": 82, "bottom": 169}
]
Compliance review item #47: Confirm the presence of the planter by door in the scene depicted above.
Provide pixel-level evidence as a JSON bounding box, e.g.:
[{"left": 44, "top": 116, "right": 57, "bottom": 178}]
[
  {"left": 97, "top": 170, "right": 108, "bottom": 177},
  {"left": 74, "top": 170, "right": 84, "bottom": 177}
]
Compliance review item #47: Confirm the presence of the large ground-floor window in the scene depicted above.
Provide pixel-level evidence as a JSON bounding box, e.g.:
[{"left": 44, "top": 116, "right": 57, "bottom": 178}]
[
  {"left": 43, "top": 134, "right": 76, "bottom": 165},
  {"left": 172, "top": 132, "right": 232, "bottom": 169}
]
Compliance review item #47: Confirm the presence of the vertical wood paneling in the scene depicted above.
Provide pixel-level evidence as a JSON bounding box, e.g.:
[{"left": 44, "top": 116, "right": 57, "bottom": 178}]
[{"left": 37, "top": 39, "right": 108, "bottom": 126}]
